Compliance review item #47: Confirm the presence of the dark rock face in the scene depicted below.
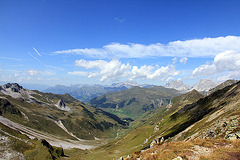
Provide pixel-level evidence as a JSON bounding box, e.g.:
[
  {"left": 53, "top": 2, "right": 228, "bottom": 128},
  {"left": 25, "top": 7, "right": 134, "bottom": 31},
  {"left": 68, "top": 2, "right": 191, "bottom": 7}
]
[
  {"left": 0, "top": 98, "right": 22, "bottom": 117},
  {"left": 41, "top": 139, "right": 65, "bottom": 159},
  {"left": 2, "top": 83, "right": 23, "bottom": 92},
  {"left": 57, "top": 99, "right": 66, "bottom": 109}
]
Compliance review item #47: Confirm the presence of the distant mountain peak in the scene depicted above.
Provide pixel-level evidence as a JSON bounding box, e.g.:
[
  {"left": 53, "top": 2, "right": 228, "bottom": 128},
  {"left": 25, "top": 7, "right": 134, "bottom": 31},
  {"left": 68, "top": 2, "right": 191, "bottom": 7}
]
[
  {"left": 166, "top": 80, "right": 191, "bottom": 92},
  {"left": 111, "top": 81, "right": 138, "bottom": 89},
  {"left": 192, "top": 79, "right": 220, "bottom": 92}
]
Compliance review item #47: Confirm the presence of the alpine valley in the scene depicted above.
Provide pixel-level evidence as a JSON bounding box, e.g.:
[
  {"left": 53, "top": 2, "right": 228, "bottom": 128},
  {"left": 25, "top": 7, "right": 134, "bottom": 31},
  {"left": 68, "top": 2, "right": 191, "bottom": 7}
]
[{"left": 0, "top": 79, "right": 240, "bottom": 160}]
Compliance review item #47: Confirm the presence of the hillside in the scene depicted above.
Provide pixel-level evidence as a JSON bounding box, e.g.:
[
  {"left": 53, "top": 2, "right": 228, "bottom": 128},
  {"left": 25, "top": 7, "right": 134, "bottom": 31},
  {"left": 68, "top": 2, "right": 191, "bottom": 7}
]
[
  {"left": 79, "top": 81, "right": 240, "bottom": 160},
  {"left": 208, "top": 79, "right": 239, "bottom": 94},
  {"left": 1, "top": 81, "right": 240, "bottom": 160},
  {"left": 89, "top": 86, "right": 180, "bottom": 119},
  {"left": 0, "top": 83, "right": 127, "bottom": 150}
]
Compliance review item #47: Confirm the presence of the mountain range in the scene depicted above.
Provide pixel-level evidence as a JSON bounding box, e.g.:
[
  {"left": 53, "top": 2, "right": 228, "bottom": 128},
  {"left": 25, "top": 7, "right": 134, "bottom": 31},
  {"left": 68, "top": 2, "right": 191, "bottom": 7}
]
[
  {"left": 1, "top": 79, "right": 240, "bottom": 159},
  {"left": 43, "top": 83, "right": 131, "bottom": 102},
  {"left": 43, "top": 79, "right": 221, "bottom": 103},
  {"left": 81, "top": 80, "right": 240, "bottom": 159},
  {"left": 166, "top": 79, "right": 220, "bottom": 93}
]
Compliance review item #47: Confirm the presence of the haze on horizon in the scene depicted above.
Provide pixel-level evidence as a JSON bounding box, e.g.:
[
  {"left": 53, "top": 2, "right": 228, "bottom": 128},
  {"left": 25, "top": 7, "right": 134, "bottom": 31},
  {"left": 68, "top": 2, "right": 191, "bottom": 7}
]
[{"left": 1, "top": 0, "right": 240, "bottom": 87}]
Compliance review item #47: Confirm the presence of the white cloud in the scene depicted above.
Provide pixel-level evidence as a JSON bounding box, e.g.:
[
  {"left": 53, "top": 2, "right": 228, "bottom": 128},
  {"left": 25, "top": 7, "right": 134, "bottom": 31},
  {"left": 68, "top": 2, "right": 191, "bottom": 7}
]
[
  {"left": 75, "top": 59, "right": 108, "bottom": 69},
  {"left": 172, "top": 57, "right": 177, "bottom": 64},
  {"left": 72, "top": 59, "right": 179, "bottom": 82},
  {"left": 14, "top": 73, "right": 20, "bottom": 77},
  {"left": 192, "top": 50, "right": 240, "bottom": 79},
  {"left": 28, "top": 69, "right": 39, "bottom": 76},
  {"left": 114, "top": 18, "right": 125, "bottom": 23},
  {"left": 27, "top": 69, "right": 54, "bottom": 76},
  {"left": 131, "top": 65, "right": 154, "bottom": 80},
  {"left": 54, "top": 36, "right": 240, "bottom": 58},
  {"left": 42, "top": 70, "right": 55, "bottom": 76},
  {"left": 166, "top": 77, "right": 174, "bottom": 81},
  {"left": 217, "top": 71, "right": 240, "bottom": 81},
  {"left": 68, "top": 71, "right": 88, "bottom": 76},
  {"left": 180, "top": 57, "right": 188, "bottom": 64}
]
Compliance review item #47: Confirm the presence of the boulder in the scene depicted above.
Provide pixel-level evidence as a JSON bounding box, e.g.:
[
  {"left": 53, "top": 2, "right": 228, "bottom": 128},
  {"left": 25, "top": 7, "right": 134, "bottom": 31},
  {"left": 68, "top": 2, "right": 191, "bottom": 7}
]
[
  {"left": 228, "top": 133, "right": 238, "bottom": 140},
  {"left": 150, "top": 136, "right": 164, "bottom": 148},
  {"left": 172, "top": 156, "right": 183, "bottom": 160}
]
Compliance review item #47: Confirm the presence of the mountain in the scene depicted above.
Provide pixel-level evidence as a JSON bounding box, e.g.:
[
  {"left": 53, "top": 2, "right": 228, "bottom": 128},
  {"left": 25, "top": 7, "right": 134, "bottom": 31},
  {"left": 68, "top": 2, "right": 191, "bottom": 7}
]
[
  {"left": 80, "top": 81, "right": 240, "bottom": 160},
  {"left": 192, "top": 79, "right": 220, "bottom": 92},
  {"left": 111, "top": 81, "right": 138, "bottom": 89},
  {"left": 169, "top": 89, "right": 204, "bottom": 111},
  {"left": 166, "top": 80, "right": 191, "bottom": 92},
  {"left": 166, "top": 79, "right": 221, "bottom": 93},
  {"left": 90, "top": 86, "right": 180, "bottom": 119},
  {"left": 3, "top": 80, "right": 240, "bottom": 159},
  {"left": 208, "top": 79, "right": 239, "bottom": 94},
  {"left": 43, "top": 84, "right": 128, "bottom": 102},
  {"left": 0, "top": 83, "right": 127, "bottom": 148},
  {"left": 43, "top": 82, "right": 156, "bottom": 103}
]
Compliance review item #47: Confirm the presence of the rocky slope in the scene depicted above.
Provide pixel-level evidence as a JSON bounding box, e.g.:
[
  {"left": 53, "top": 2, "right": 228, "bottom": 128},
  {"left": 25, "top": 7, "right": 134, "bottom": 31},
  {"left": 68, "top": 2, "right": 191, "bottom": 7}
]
[{"left": 208, "top": 79, "right": 239, "bottom": 94}]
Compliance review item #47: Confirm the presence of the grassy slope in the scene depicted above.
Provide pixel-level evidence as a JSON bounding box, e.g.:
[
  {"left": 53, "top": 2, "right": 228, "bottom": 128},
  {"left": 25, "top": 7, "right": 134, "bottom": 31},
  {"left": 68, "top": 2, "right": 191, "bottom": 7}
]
[
  {"left": 66, "top": 89, "right": 203, "bottom": 159},
  {"left": 1, "top": 88, "right": 127, "bottom": 140},
  {"left": 78, "top": 82, "right": 240, "bottom": 159},
  {"left": 90, "top": 86, "right": 180, "bottom": 119}
]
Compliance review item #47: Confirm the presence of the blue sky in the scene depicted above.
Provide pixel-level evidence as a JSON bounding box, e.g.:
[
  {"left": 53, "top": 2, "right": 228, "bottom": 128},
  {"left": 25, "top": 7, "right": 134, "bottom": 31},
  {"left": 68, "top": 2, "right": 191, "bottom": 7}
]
[{"left": 1, "top": 0, "right": 240, "bottom": 87}]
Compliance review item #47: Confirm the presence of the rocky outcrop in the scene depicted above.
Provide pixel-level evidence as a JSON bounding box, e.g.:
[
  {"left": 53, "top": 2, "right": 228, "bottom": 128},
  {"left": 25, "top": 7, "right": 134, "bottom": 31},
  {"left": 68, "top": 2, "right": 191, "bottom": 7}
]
[
  {"left": 150, "top": 136, "right": 164, "bottom": 148},
  {"left": 41, "top": 139, "right": 65, "bottom": 159},
  {"left": 172, "top": 156, "right": 183, "bottom": 160},
  {"left": 0, "top": 83, "right": 33, "bottom": 100},
  {"left": 2, "top": 83, "right": 24, "bottom": 93},
  {"left": 0, "top": 135, "right": 25, "bottom": 159},
  {"left": 197, "top": 115, "right": 240, "bottom": 140},
  {"left": 56, "top": 99, "right": 70, "bottom": 111}
]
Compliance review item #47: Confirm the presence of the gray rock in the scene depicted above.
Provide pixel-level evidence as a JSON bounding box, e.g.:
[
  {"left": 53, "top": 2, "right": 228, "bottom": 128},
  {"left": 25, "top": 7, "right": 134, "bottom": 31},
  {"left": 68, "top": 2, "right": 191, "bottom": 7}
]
[
  {"left": 228, "top": 133, "right": 237, "bottom": 140},
  {"left": 150, "top": 136, "right": 164, "bottom": 148}
]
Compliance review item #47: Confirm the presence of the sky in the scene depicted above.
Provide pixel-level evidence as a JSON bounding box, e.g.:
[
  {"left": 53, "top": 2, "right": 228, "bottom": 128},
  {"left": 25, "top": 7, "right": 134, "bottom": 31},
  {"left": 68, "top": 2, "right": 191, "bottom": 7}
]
[{"left": 1, "top": 0, "right": 240, "bottom": 87}]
